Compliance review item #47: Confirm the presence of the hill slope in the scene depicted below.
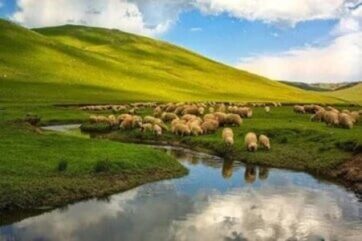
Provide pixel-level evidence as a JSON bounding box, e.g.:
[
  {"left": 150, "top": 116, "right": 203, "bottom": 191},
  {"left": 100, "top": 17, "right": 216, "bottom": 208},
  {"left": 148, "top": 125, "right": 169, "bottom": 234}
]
[
  {"left": 321, "top": 83, "right": 362, "bottom": 104},
  {"left": 0, "top": 19, "right": 338, "bottom": 104}
]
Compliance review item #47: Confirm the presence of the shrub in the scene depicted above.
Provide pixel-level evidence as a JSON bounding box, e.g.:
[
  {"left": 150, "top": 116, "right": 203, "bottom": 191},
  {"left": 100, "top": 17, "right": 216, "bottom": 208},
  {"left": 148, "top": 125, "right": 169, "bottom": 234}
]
[
  {"left": 94, "top": 159, "right": 112, "bottom": 173},
  {"left": 57, "top": 160, "right": 68, "bottom": 172}
]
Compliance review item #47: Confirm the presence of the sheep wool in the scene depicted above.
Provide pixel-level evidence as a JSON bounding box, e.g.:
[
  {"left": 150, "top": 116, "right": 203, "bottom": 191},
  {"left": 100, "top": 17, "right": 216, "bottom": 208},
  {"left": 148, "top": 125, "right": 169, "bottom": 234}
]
[
  {"left": 259, "top": 134, "right": 271, "bottom": 150},
  {"left": 245, "top": 132, "right": 258, "bottom": 152},
  {"left": 222, "top": 128, "right": 234, "bottom": 145}
]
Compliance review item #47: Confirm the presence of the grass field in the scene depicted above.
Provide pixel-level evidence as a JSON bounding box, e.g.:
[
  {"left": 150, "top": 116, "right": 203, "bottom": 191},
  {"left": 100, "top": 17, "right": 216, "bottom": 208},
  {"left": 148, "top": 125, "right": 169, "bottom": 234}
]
[
  {"left": 0, "top": 106, "right": 187, "bottom": 210},
  {"left": 0, "top": 19, "right": 340, "bottom": 104}
]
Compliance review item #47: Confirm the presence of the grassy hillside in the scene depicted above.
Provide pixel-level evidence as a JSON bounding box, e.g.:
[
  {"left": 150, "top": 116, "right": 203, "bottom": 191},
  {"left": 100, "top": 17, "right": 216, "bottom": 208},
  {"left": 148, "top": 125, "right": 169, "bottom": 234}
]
[
  {"left": 0, "top": 19, "right": 338, "bottom": 104},
  {"left": 321, "top": 83, "right": 362, "bottom": 104}
]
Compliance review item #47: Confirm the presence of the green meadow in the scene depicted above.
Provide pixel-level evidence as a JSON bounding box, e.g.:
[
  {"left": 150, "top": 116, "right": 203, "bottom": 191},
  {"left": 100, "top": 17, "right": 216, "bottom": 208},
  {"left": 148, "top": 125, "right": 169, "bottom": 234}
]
[{"left": 0, "top": 19, "right": 361, "bottom": 210}]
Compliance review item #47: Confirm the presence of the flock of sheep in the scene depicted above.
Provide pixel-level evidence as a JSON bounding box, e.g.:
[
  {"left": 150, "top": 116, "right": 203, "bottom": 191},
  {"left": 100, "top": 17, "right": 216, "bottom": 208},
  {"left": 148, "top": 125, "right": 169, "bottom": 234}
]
[
  {"left": 83, "top": 102, "right": 360, "bottom": 153},
  {"left": 294, "top": 104, "right": 361, "bottom": 129},
  {"left": 86, "top": 102, "right": 273, "bottom": 152}
]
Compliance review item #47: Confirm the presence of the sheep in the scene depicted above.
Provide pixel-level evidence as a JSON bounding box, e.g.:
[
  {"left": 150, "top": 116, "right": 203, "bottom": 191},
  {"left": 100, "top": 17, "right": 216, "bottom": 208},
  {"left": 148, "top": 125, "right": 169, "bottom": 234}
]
[
  {"left": 172, "top": 123, "right": 191, "bottom": 136},
  {"left": 143, "top": 115, "right": 157, "bottom": 124},
  {"left": 339, "top": 113, "right": 354, "bottom": 129},
  {"left": 198, "top": 107, "right": 205, "bottom": 115},
  {"left": 182, "top": 106, "right": 200, "bottom": 115},
  {"left": 153, "top": 106, "right": 162, "bottom": 117},
  {"left": 323, "top": 111, "right": 339, "bottom": 127},
  {"left": 236, "top": 107, "right": 253, "bottom": 118},
  {"left": 201, "top": 119, "right": 219, "bottom": 134},
  {"left": 89, "top": 115, "right": 98, "bottom": 123},
  {"left": 259, "top": 134, "right": 271, "bottom": 150},
  {"left": 117, "top": 114, "right": 132, "bottom": 123},
  {"left": 181, "top": 114, "right": 198, "bottom": 122},
  {"left": 153, "top": 124, "right": 162, "bottom": 136},
  {"left": 326, "top": 106, "right": 339, "bottom": 113},
  {"left": 161, "top": 112, "right": 178, "bottom": 122},
  {"left": 132, "top": 115, "right": 142, "bottom": 128},
  {"left": 294, "top": 105, "right": 305, "bottom": 114},
  {"left": 349, "top": 111, "right": 360, "bottom": 123},
  {"left": 189, "top": 122, "right": 203, "bottom": 136},
  {"left": 311, "top": 110, "right": 325, "bottom": 122},
  {"left": 203, "top": 113, "right": 216, "bottom": 122},
  {"left": 120, "top": 117, "right": 134, "bottom": 130},
  {"left": 141, "top": 123, "right": 153, "bottom": 132},
  {"left": 174, "top": 106, "right": 185, "bottom": 115},
  {"left": 208, "top": 107, "right": 215, "bottom": 113},
  {"left": 107, "top": 115, "right": 118, "bottom": 126},
  {"left": 245, "top": 132, "right": 258, "bottom": 152},
  {"left": 265, "top": 106, "right": 270, "bottom": 113},
  {"left": 222, "top": 128, "right": 234, "bottom": 145},
  {"left": 225, "top": 113, "right": 243, "bottom": 126},
  {"left": 213, "top": 112, "right": 227, "bottom": 126}
]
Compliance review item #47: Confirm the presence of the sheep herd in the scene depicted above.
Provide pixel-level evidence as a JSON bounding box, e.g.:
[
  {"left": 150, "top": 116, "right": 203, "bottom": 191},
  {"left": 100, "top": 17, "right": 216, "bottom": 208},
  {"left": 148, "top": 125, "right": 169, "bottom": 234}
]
[
  {"left": 84, "top": 102, "right": 274, "bottom": 152},
  {"left": 294, "top": 104, "right": 361, "bottom": 129}
]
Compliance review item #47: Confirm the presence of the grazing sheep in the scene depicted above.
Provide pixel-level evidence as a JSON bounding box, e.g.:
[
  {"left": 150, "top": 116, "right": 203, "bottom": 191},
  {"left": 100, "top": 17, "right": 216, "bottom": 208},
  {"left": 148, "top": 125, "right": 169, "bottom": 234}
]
[
  {"left": 294, "top": 105, "right": 305, "bottom": 114},
  {"left": 339, "top": 113, "right": 354, "bottom": 129},
  {"left": 181, "top": 114, "right": 198, "bottom": 122},
  {"left": 222, "top": 128, "right": 234, "bottom": 145},
  {"left": 201, "top": 119, "right": 219, "bottom": 134},
  {"left": 198, "top": 107, "right": 205, "bottom": 115},
  {"left": 143, "top": 115, "right": 156, "bottom": 124},
  {"left": 120, "top": 117, "right": 134, "bottom": 130},
  {"left": 117, "top": 114, "right": 132, "bottom": 123},
  {"left": 326, "top": 106, "right": 339, "bottom": 113},
  {"left": 259, "top": 134, "right": 271, "bottom": 150},
  {"left": 311, "top": 110, "right": 325, "bottom": 122},
  {"left": 182, "top": 106, "right": 200, "bottom": 115},
  {"left": 213, "top": 112, "right": 227, "bottom": 126},
  {"left": 225, "top": 113, "right": 243, "bottom": 126},
  {"left": 323, "top": 111, "right": 339, "bottom": 127},
  {"left": 237, "top": 107, "right": 253, "bottom": 118},
  {"left": 132, "top": 115, "right": 142, "bottom": 128},
  {"left": 189, "top": 122, "right": 203, "bottom": 136},
  {"left": 172, "top": 123, "right": 191, "bottom": 136},
  {"left": 208, "top": 107, "right": 215, "bottom": 113},
  {"left": 174, "top": 106, "right": 185, "bottom": 115},
  {"left": 153, "top": 106, "right": 162, "bottom": 117},
  {"left": 107, "top": 115, "right": 118, "bottom": 126},
  {"left": 161, "top": 112, "right": 178, "bottom": 122},
  {"left": 89, "top": 115, "right": 98, "bottom": 123},
  {"left": 203, "top": 113, "right": 216, "bottom": 122},
  {"left": 141, "top": 123, "right": 153, "bottom": 132},
  {"left": 153, "top": 124, "right": 162, "bottom": 136},
  {"left": 245, "top": 132, "right": 258, "bottom": 152},
  {"left": 265, "top": 106, "right": 270, "bottom": 113},
  {"left": 349, "top": 111, "right": 360, "bottom": 123}
]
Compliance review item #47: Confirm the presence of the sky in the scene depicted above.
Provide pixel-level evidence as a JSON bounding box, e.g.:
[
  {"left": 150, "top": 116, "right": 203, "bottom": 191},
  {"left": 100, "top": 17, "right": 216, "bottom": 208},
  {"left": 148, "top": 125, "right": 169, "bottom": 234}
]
[{"left": 0, "top": 0, "right": 361, "bottom": 83}]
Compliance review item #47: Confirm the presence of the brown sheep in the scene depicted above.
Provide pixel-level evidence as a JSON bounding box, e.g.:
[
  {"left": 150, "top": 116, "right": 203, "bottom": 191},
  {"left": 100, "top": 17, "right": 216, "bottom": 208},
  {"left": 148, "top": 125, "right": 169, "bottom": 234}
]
[
  {"left": 153, "top": 124, "right": 162, "bottom": 136},
  {"left": 222, "top": 128, "right": 234, "bottom": 145},
  {"left": 189, "top": 122, "right": 203, "bottom": 136},
  {"left": 182, "top": 106, "right": 200, "bottom": 115},
  {"left": 201, "top": 119, "right": 219, "bottom": 134},
  {"left": 259, "top": 134, "right": 271, "bottom": 150},
  {"left": 161, "top": 112, "right": 179, "bottom": 122},
  {"left": 311, "top": 110, "right": 325, "bottom": 122},
  {"left": 120, "top": 117, "right": 134, "bottom": 130},
  {"left": 117, "top": 114, "right": 132, "bottom": 123},
  {"left": 172, "top": 123, "right": 191, "bottom": 136},
  {"left": 323, "top": 111, "right": 339, "bottom": 126},
  {"left": 245, "top": 132, "right": 258, "bottom": 152},
  {"left": 294, "top": 105, "right": 305, "bottom": 114},
  {"left": 213, "top": 112, "right": 227, "bottom": 126},
  {"left": 141, "top": 123, "right": 153, "bottom": 132},
  {"left": 339, "top": 113, "right": 353, "bottom": 129},
  {"left": 225, "top": 114, "right": 243, "bottom": 126}
]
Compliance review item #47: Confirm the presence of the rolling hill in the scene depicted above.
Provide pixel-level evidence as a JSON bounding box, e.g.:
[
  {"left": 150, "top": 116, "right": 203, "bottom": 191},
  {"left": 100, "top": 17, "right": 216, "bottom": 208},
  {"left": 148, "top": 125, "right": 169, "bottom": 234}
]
[
  {"left": 321, "top": 83, "right": 362, "bottom": 104},
  {"left": 0, "top": 19, "right": 339, "bottom": 104}
]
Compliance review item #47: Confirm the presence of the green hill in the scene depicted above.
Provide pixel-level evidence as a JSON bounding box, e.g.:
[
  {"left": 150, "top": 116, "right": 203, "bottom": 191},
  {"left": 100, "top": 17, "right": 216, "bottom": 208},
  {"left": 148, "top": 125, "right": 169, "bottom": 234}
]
[
  {"left": 0, "top": 19, "right": 338, "bottom": 104},
  {"left": 321, "top": 83, "right": 362, "bottom": 104}
]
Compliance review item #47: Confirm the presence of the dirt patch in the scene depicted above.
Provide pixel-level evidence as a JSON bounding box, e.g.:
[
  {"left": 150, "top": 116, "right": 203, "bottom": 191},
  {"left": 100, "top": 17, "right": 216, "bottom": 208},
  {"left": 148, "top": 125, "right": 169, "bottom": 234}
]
[{"left": 328, "top": 154, "right": 362, "bottom": 195}]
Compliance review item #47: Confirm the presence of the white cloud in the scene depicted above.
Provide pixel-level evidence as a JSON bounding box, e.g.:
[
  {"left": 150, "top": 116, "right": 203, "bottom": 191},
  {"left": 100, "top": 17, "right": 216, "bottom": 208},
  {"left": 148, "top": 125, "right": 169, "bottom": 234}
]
[
  {"left": 194, "top": 0, "right": 346, "bottom": 26},
  {"left": 190, "top": 27, "right": 202, "bottom": 32},
  {"left": 237, "top": 32, "right": 362, "bottom": 83},
  {"left": 11, "top": 0, "right": 188, "bottom": 36}
]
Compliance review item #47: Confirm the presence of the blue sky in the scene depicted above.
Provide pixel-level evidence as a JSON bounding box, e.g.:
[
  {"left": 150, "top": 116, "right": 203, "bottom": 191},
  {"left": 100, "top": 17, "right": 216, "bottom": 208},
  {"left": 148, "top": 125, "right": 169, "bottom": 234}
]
[{"left": 0, "top": 0, "right": 361, "bottom": 83}]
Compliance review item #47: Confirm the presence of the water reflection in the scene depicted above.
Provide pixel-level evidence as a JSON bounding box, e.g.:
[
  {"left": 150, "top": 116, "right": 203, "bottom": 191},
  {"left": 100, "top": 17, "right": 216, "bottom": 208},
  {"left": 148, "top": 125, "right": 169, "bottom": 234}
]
[{"left": 0, "top": 146, "right": 361, "bottom": 241}]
